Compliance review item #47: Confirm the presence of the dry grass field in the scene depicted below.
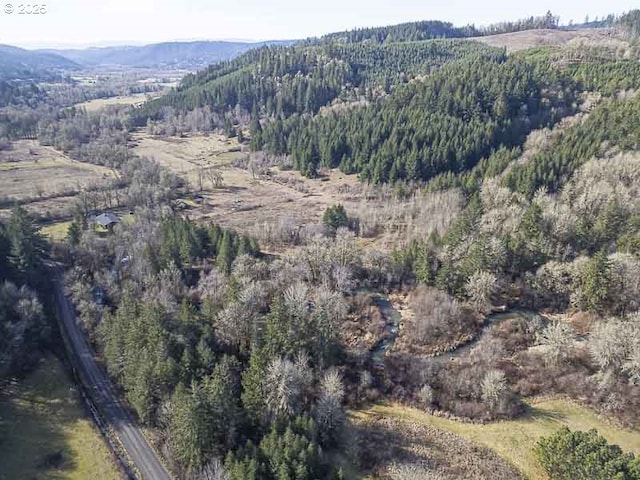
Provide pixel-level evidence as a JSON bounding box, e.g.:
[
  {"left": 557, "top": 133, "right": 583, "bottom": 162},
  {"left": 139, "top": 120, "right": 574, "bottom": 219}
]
[
  {"left": 0, "top": 355, "right": 122, "bottom": 480},
  {"left": 358, "top": 399, "right": 640, "bottom": 479},
  {"left": 0, "top": 140, "right": 114, "bottom": 201},
  {"left": 131, "top": 132, "right": 243, "bottom": 175},
  {"left": 351, "top": 408, "right": 523, "bottom": 479},
  {"left": 471, "top": 28, "right": 625, "bottom": 52},
  {"left": 193, "top": 167, "right": 364, "bottom": 234},
  {"left": 131, "top": 132, "right": 366, "bottom": 237},
  {"left": 0, "top": 141, "right": 115, "bottom": 223},
  {"left": 75, "top": 92, "right": 161, "bottom": 112}
]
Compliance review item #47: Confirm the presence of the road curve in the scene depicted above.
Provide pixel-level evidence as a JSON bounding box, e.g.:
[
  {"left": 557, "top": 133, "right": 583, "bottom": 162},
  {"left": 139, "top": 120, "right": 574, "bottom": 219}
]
[{"left": 51, "top": 273, "right": 172, "bottom": 480}]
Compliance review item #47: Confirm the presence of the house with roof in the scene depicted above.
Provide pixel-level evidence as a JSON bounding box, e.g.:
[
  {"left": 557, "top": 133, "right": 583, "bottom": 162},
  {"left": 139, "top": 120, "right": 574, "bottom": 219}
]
[{"left": 93, "top": 212, "right": 120, "bottom": 231}]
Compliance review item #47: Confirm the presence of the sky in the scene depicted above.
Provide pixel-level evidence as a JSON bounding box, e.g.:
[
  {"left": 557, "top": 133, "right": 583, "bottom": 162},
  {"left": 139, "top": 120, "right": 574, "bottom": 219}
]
[{"left": 0, "top": 0, "right": 637, "bottom": 49}]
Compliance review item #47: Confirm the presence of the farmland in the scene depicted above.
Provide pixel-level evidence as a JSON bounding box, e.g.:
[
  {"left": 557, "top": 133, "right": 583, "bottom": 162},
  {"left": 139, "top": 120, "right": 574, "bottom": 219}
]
[
  {"left": 0, "top": 141, "right": 114, "bottom": 200},
  {"left": 0, "top": 140, "right": 115, "bottom": 221},
  {"left": 75, "top": 93, "right": 155, "bottom": 112}
]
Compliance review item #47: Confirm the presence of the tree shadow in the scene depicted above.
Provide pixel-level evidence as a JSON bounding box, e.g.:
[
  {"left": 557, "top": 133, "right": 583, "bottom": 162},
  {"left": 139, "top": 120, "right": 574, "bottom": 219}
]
[{"left": 522, "top": 403, "right": 567, "bottom": 423}]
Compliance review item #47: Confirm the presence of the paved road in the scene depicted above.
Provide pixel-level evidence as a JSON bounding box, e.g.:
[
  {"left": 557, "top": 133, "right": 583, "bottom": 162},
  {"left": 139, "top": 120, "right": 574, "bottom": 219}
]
[{"left": 52, "top": 273, "right": 171, "bottom": 480}]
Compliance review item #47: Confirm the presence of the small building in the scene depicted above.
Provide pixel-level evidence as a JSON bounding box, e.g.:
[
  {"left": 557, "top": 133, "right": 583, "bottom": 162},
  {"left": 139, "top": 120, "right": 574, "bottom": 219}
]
[{"left": 94, "top": 212, "right": 120, "bottom": 230}]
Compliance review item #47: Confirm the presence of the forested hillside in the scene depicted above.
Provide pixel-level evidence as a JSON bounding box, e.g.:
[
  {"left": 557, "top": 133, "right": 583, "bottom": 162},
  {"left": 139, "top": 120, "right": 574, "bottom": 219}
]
[
  {"left": 133, "top": 39, "right": 499, "bottom": 124},
  {"left": 135, "top": 10, "right": 640, "bottom": 186},
  {"left": 315, "top": 11, "right": 560, "bottom": 44}
]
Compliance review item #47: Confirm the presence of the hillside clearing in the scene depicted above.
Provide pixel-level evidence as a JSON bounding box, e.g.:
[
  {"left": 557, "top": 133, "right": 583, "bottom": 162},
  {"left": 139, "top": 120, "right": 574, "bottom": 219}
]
[
  {"left": 356, "top": 399, "right": 640, "bottom": 479},
  {"left": 0, "top": 355, "right": 122, "bottom": 480},
  {"left": 471, "top": 28, "right": 624, "bottom": 52},
  {"left": 130, "top": 131, "right": 243, "bottom": 177}
]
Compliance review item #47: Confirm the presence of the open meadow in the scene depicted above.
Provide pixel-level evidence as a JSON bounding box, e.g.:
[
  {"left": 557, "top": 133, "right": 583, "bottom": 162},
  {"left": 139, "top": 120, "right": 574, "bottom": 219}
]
[
  {"left": 0, "top": 140, "right": 119, "bottom": 239},
  {"left": 0, "top": 355, "right": 121, "bottom": 480},
  {"left": 130, "top": 132, "right": 368, "bottom": 239},
  {"left": 355, "top": 399, "right": 640, "bottom": 480},
  {"left": 75, "top": 93, "right": 155, "bottom": 112},
  {"left": 0, "top": 140, "right": 114, "bottom": 201}
]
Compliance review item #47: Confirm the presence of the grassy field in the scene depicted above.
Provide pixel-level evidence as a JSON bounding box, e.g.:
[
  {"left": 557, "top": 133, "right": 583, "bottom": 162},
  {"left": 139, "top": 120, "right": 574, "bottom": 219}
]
[
  {"left": 0, "top": 141, "right": 114, "bottom": 201},
  {"left": 0, "top": 140, "right": 117, "bottom": 222},
  {"left": 75, "top": 93, "right": 161, "bottom": 112},
  {"left": 0, "top": 356, "right": 122, "bottom": 480},
  {"left": 357, "top": 399, "right": 640, "bottom": 479},
  {"left": 131, "top": 132, "right": 365, "bottom": 238},
  {"left": 41, "top": 220, "right": 73, "bottom": 241},
  {"left": 131, "top": 132, "right": 244, "bottom": 174}
]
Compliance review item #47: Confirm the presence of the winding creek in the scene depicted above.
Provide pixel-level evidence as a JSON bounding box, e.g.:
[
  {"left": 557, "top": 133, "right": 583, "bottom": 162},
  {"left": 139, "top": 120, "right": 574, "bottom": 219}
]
[{"left": 369, "top": 292, "right": 549, "bottom": 365}]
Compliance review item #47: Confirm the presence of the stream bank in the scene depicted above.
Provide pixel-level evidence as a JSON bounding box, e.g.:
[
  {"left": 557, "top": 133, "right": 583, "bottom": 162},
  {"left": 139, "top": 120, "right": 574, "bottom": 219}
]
[{"left": 368, "top": 292, "right": 548, "bottom": 366}]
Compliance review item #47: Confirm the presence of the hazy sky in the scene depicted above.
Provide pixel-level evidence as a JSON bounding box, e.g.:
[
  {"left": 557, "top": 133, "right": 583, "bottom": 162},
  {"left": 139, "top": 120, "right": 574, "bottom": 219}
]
[{"left": 0, "top": 0, "right": 637, "bottom": 49}]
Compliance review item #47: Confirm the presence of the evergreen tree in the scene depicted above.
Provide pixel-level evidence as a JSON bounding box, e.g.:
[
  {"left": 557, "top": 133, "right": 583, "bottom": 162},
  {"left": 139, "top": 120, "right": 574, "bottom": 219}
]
[
  {"left": 579, "top": 250, "right": 611, "bottom": 313},
  {"left": 217, "top": 230, "right": 235, "bottom": 274},
  {"left": 322, "top": 205, "right": 349, "bottom": 231},
  {"left": 241, "top": 348, "right": 268, "bottom": 427},
  {"left": 7, "top": 206, "right": 48, "bottom": 285},
  {"left": 535, "top": 427, "right": 639, "bottom": 480},
  {"left": 67, "top": 221, "right": 81, "bottom": 247}
]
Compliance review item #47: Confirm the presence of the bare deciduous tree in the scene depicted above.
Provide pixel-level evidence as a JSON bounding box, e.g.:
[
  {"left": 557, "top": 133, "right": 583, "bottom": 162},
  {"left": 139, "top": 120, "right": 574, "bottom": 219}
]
[
  {"left": 214, "top": 302, "right": 256, "bottom": 353},
  {"left": 202, "top": 167, "right": 223, "bottom": 189},
  {"left": 283, "top": 283, "right": 309, "bottom": 318},
  {"left": 536, "top": 321, "right": 574, "bottom": 366},
  {"left": 312, "top": 286, "right": 348, "bottom": 325},
  {"left": 198, "top": 267, "right": 228, "bottom": 309},
  {"left": 589, "top": 315, "right": 640, "bottom": 380},
  {"left": 589, "top": 320, "right": 630, "bottom": 373},
  {"left": 410, "top": 286, "right": 463, "bottom": 343},
  {"left": 190, "top": 458, "right": 230, "bottom": 480},
  {"left": 315, "top": 369, "right": 345, "bottom": 446},
  {"left": 417, "top": 384, "right": 434, "bottom": 407},
  {"left": 465, "top": 270, "right": 497, "bottom": 311},
  {"left": 623, "top": 342, "right": 640, "bottom": 385},
  {"left": 481, "top": 369, "right": 508, "bottom": 410},
  {"left": 264, "top": 356, "right": 312, "bottom": 420}
]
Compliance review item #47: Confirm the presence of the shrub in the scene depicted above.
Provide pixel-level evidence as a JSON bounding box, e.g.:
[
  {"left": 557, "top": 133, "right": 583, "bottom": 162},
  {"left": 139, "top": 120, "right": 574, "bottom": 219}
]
[
  {"left": 409, "top": 286, "right": 465, "bottom": 343},
  {"left": 323, "top": 204, "right": 349, "bottom": 231}
]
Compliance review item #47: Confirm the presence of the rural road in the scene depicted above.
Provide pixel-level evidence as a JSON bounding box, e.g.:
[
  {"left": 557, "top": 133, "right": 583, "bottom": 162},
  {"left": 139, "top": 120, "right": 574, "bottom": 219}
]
[{"left": 51, "top": 272, "right": 172, "bottom": 480}]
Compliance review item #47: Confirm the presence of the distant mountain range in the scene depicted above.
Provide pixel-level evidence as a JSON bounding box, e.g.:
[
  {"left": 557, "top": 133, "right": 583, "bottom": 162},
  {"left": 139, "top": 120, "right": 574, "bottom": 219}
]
[
  {"left": 0, "top": 40, "right": 296, "bottom": 80},
  {"left": 0, "top": 44, "right": 79, "bottom": 80},
  {"left": 40, "top": 40, "right": 295, "bottom": 70}
]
